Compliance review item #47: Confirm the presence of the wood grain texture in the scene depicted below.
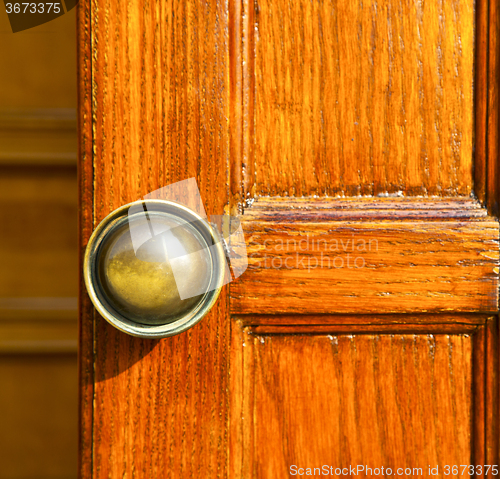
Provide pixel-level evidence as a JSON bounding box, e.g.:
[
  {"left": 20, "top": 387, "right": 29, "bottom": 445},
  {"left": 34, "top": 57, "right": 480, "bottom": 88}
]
[
  {"left": 80, "top": 0, "right": 500, "bottom": 476},
  {"left": 237, "top": 313, "right": 490, "bottom": 327},
  {"left": 232, "top": 329, "right": 475, "bottom": 478},
  {"left": 475, "top": 0, "right": 488, "bottom": 204},
  {"left": 79, "top": 0, "right": 230, "bottom": 477},
  {"left": 475, "top": 0, "right": 500, "bottom": 216},
  {"left": 469, "top": 320, "right": 500, "bottom": 474},
  {"left": 252, "top": 324, "right": 479, "bottom": 335},
  {"left": 485, "top": 318, "right": 499, "bottom": 468},
  {"left": 77, "top": 0, "right": 94, "bottom": 476},
  {"left": 486, "top": 0, "right": 500, "bottom": 215},
  {"left": 230, "top": 199, "right": 499, "bottom": 314},
  {"left": 230, "top": 0, "right": 256, "bottom": 212},
  {"left": 473, "top": 325, "right": 486, "bottom": 470},
  {"left": 240, "top": 0, "right": 475, "bottom": 199}
]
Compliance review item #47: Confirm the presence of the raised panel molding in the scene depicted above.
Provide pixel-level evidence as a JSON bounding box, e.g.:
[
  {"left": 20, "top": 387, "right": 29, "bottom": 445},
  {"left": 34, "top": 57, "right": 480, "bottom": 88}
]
[{"left": 230, "top": 318, "right": 499, "bottom": 478}]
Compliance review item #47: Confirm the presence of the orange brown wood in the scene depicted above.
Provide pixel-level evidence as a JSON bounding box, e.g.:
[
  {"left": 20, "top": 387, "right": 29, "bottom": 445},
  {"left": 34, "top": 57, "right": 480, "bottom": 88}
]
[
  {"left": 79, "top": 0, "right": 231, "bottom": 477},
  {"left": 234, "top": 0, "right": 475, "bottom": 200},
  {"left": 231, "top": 325, "right": 481, "bottom": 478},
  {"left": 231, "top": 199, "right": 499, "bottom": 314},
  {"left": 79, "top": 0, "right": 500, "bottom": 477}
]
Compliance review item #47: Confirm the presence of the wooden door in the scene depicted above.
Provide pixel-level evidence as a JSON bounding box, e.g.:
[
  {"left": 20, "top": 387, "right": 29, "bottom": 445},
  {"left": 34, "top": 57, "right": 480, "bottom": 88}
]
[{"left": 78, "top": 0, "right": 500, "bottom": 477}]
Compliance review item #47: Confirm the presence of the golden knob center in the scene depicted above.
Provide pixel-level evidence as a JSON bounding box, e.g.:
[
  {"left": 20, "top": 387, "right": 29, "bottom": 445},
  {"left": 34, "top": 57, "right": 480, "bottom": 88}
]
[{"left": 97, "top": 214, "right": 212, "bottom": 326}]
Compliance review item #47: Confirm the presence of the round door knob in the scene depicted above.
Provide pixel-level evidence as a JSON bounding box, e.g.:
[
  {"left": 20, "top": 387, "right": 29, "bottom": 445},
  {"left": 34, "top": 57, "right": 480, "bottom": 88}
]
[{"left": 84, "top": 200, "right": 227, "bottom": 338}]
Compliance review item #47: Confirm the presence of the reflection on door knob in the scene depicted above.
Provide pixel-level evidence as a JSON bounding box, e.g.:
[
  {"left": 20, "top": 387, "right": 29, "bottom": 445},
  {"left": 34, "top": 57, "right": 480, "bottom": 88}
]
[{"left": 84, "top": 200, "right": 227, "bottom": 338}]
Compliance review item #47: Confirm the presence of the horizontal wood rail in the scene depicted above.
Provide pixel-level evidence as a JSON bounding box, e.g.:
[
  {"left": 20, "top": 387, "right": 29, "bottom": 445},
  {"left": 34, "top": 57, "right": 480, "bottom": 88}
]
[{"left": 230, "top": 198, "right": 500, "bottom": 314}]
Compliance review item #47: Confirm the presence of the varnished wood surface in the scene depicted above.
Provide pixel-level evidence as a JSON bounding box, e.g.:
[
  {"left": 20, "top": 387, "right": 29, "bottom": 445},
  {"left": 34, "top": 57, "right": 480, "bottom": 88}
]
[
  {"left": 475, "top": 0, "right": 488, "bottom": 205},
  {"left": 474, "top": 0, "right": 500, "bottom": 216},
  {"left": 231, "top": 200, "right": 499, "bottom": 314},
  {"left": 77, "top": 0, "right": 94, "bottom": 476},
  {"left": 486, "top": 0, "right": 500, "bottom": 214},
  {"left": 79, "top": 0, "right": 500, "bottom": 477},
  {"left": 485, "top": 319, "right": 499, "bottom": 467},
  {"left": 239, "top": 197, "right": 495, "bottom": 219},
  {"left": 237, "top": 313, "right": 491, "bottom": 327},
  {"left": 79, "top": 0, "right": 231, "bottom": 477},
  {"left": 252, "top": 324, "right": 479, "bottom": 335},
  {"left": 231, "top": 328, "right": 479, "bottom": 478},
  {"left": 238, "top": 0, "right": 475, "bottom": 198}
]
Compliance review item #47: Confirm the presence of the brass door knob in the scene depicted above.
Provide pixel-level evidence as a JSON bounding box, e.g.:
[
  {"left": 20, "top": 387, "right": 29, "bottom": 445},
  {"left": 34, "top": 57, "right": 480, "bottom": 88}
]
[{"left": 84, "top": 200, "right": 227, "bottom": 338}]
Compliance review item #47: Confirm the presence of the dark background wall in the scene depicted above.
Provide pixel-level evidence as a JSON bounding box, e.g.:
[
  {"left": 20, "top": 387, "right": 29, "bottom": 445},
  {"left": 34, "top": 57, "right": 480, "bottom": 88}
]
[{"left": 0, "top": 7, "right": 78, "bottom": 479}]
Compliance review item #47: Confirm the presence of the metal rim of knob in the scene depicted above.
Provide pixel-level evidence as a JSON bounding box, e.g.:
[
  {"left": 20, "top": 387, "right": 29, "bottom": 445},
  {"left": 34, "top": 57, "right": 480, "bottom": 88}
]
[{"left": 83, "top": 199, "right": 226, "bottom": 338}]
